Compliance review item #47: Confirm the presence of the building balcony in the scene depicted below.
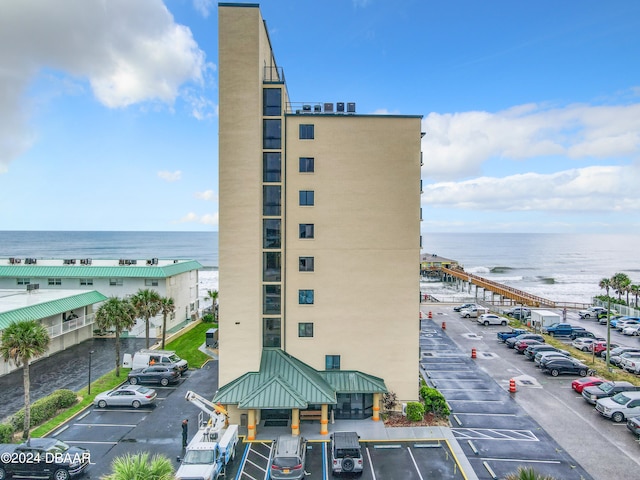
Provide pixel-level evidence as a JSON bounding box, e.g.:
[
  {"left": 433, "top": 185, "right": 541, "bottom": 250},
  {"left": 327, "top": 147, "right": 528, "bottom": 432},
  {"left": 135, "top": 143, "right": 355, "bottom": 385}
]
[{"left": 47, "top": 314, "right": 95, "bottom": 338}]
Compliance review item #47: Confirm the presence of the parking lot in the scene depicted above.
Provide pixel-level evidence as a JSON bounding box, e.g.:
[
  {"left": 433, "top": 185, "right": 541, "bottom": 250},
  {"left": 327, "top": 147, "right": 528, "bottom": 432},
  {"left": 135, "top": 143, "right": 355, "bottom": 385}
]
[{"left": 428, "top": 305, "right": 640, "bottom": 480}]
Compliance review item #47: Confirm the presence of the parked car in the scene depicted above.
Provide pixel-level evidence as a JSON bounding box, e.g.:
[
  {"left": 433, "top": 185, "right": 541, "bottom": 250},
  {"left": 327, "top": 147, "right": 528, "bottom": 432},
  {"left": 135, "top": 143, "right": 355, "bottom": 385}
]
[
  {"left": 607, "top": 346, "right": 640, "bottom": 360},
  {"left": 497, "top": 328, "right": 528, "bottom": 343},
  {"left": 571, "top": 376, "right": 605, "bottom": 394},
  {"left": 596, "top": 391, "right": 640, "bottom": 422},
  {"left": 617, "top": 319, "right": 640, "bottom": 332},
  {"left": 626, "top": 416, "right": 640, "bottom": 437},
  {"left": 570, "top": 330, "right": 602, "bottom": 341},
  {"left": 542, "top": 323, "right": 585, "bottom": 337},
  {"left": 459, "top": 306, "right": 488, "bottom": 318},
  {"left": 454, "top": 303, "right": 477, "bottom": 312},
  {"left": 477, "top": 314, "right": 507, "bottom": 326},
  {"left": 611, "top": 351, "right": 640, "bottom": 369},
  {"left": 540, "top": 357, "right": 589, "bottom": 377},
  {"left": 623, "top": 358, "right": 640, "bottom": 374},
  {"left": 582, "top": 381, "right": 640, "bottom": 404},
  {"left": 535, "top": 351, "right": 572, "bottom": 366},
  {"left": 329, "top": 431, "right": 364, "bottom": 475},
  {"left": 505, "top": 334, "right": 544, "bottom": 349},
  {"left": 590, "top": 341, "right": 619, "bottom": 356},
  {"left": 524, "top": 344, "right": 569, "bottom": 361},
  {"left": 515, "top": 339, "right": 543, "bottom": 353},
  {"left": 600, "top": 314, "right": 623, "bottom": 325},
  {"left": 611, "top": 316, "right": 640, "bottom": 329},
  {"left": 94, "top": 385, "right": 157, "bottom": 408},
  {"left": 571, "top": 338, "right": 600, "bottom": 352},
  {"left": 128, "top": 365, "right": 181, "bottom": 386},
  {"left": 622, "top": 325, "right": 640, "bottom": 336},
  {"left": 503, "top": 307, "right": 531, "bottom": 319},
  {"left": 579, "top": 307, "right": 607, "bottom": 319},
  {"left": 269, "top": 434, "right": 308, "bottom": 480}
]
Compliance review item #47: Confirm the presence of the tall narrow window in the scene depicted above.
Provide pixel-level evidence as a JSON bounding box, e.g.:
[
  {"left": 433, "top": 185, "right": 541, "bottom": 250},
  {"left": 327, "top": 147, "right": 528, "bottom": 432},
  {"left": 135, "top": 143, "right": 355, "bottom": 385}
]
[
  {"left": 263, "top": 152, "right": 281, "bottom": 182},
  {"left": 263, "top": 285, "right": 281, "bottom": 314},
  {"left": 263, "top": 185, "right": 281, "bottom": 216},
  {"left": 263, "top": 88, "right": 282, "bottom": 116},
  {"left": 299, "top": 190, "right": 314, "bottom": 206},
  {"left": 263, "top": 252, "right": 281, "bottom": 282},
  {"left": 263, "top": 219, "right": 281, "bottom": 248},
  {"left": 299, "top": 157, "right": 314, "bottom": 173},
  {"left": 263, "top": 119, "right": 282, "bottom": 149},
  {"left": 263, "top": 318, "right": 281, "bottom": 347},
  {"left": 299, "top": 124, "right": 314, "bottom": 139},
  {"left": 299, "top": 224, "right": 314, "bottom": 239}
]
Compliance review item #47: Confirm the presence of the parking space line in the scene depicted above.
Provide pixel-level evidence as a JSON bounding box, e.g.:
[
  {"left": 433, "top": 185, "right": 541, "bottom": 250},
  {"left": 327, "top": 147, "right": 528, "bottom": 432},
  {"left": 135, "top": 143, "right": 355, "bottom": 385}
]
[
  {"left": 481, "top": 457, "right": 561, "bottom": 464},
  {"left": 365, "top": 447, "right": 377, "bottom": 480},
  {"left": 407, "top": 447, "right": 425, "bottom": 480},
  {"left": 64, "top": 440, "right": 119, "bottom": 445},
  {"left": 73, "top": 423, "right": 138, "bottom": 427}
]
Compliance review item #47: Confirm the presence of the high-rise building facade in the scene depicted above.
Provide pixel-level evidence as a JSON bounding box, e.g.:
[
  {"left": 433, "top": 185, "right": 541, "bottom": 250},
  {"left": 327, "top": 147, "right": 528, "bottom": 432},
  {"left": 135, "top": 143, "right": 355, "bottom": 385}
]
[{"left": 217, "top": 3, "right": 422, "bottom": 436}]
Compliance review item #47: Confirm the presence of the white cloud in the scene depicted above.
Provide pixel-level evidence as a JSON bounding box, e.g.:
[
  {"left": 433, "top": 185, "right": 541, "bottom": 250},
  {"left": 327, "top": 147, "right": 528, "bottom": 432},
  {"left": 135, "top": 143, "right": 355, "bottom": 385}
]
[
  {"left": 0, "top": 0, "right": 206, "bottom": 173},
  {"left": 178, "top": 211, "right": 218, "bottom": 227},
  {"left": 422, "top": 101, "right": 640, "bottom": 180},
  {"left": 158, "top": 170, "right": 182, "bottom": 182},
  {"left": 195, "top": 190, "right": 217, "bottom": 201},
  {"left": 422, "top": 164, "right": 640, "bottom": 213},
  {"left": 193, "top": 0, "right": 213, "bottom": 18}
]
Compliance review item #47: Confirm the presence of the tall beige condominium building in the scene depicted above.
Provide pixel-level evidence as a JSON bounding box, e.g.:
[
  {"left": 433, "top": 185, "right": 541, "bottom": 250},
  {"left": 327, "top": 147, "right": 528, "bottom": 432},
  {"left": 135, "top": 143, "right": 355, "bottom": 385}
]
[{"left": 217, "top": 3, "right": 423, "bottom": 434}]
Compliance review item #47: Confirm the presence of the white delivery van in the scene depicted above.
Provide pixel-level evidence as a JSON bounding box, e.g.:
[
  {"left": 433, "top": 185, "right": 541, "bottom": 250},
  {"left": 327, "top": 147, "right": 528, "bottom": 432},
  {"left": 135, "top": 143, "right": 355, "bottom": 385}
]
[{"left": 123, "top": 349, "right": 188, "bottom": 373}]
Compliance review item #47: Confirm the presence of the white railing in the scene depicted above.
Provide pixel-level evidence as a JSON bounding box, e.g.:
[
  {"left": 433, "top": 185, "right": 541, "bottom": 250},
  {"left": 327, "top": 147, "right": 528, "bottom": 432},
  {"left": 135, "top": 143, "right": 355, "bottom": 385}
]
[{"left": 46, "top": 314, "right": 95, "bottom": 338}]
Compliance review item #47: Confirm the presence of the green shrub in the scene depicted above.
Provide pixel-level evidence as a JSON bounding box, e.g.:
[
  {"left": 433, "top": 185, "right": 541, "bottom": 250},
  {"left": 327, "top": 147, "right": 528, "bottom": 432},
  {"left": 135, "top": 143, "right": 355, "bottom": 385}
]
[
  {"left": 11, "top": 389, "right": 78, "bottom": 430},
  {"left": 420, "top": 386, "right": 451, "bottom": 417},
  {"left": 405, "top": 401, "right": 425, "bottom": 422},
  {"left": 202, "top": 313, "right": 214, "bottom": 323},
  {"left": 0, "top": 423, "right": 14, "bottom": 443}
]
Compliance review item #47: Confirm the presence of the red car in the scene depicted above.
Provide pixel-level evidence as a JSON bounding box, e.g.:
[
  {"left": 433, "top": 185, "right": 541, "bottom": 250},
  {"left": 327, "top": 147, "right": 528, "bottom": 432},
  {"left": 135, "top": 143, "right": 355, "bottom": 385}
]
[
  {"left": 571, "top": 376, "right": 605, "bottom": 393},
  {"left": 515, "top": 339, "right": 543, "bottom": 353},
  {"left": 590, "top": 341, "right": 619, "bottom": 356}
]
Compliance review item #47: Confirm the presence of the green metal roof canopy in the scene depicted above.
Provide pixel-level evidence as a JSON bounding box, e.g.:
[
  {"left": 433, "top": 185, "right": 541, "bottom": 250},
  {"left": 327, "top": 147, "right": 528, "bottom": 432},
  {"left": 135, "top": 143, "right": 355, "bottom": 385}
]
[{"left": 213, "top": 348, "right": 387, "bottom": 409}]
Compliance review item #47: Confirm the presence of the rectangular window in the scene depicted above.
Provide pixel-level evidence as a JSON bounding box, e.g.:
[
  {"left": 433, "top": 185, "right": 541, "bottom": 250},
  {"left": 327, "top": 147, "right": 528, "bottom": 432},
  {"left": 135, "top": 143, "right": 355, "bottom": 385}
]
[
  {"left": 299, "top": 157, "right": 314, "bottom": 173},
  {"left": 299, "top": 124, "right": 314, "bottom": 139},
  {"left": 263, "top": 185, "right": 281, "bottom": 216},
  {"left": 109, "top": 278, "right": 124, "bottom": 286},
  {"left": 17, "top": 278, "right": 30, "bottom": 285},
  {"left": 263, "top": 152, "right": 281, "bottom": 182},
  {"left": 48, "top": 278, "right": 62, "bottom": 286},
  {"left": 263, "top": 252, "right": 282, "bottom": 282},
  {"left": 263, "top": 119, "right": 282, "bottom": 149},
  {"left": 263, "top": 88, "right": 282, "bottom": 116},
  {"left": 145, "top": 279, "right": 159, "bottom": 286},
  {"left": 80, "top": 279, "right": 93, "bottom": 286},
  {"left": 263, "top": 285, "right": 281, "bottom": 314},
  {"left": 299, "top": 257, "right": 314, "bottom": 272},
  {"left": 298, "top": 323, "right": 314, "bottom": 337},
  {"left": 263, "top": 318, "right": 281, "bottom": 347},
  {"left": 299, "top": 224, "right": 314, "bottom": 239},
  {"left": 263, "top": 219, "right": 281, "bottom": 248},
  {"left": 326, "top": 355, "right": 341, "bottom": 370},
  {"left": 299, "top": 289, "right": 314, "bottom": 305},
  {"left": 299, "top": 190, "right": 314, "bottom": 206}
]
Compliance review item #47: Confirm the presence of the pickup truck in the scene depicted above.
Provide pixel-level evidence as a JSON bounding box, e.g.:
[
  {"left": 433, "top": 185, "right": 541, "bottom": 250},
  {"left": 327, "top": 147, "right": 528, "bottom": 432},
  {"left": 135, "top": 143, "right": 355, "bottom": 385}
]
[
  {"left": 0, "top": 438, "right": 90, "bottom": 480},
  {"left": 496, "top": 328, "right": 528, "bottom": 342},
  {"left": 582, "top": 381, "right": 640, "bottom": 405},
  {"left": 542, "top": 323, "right": 585, "bottom": 337}
]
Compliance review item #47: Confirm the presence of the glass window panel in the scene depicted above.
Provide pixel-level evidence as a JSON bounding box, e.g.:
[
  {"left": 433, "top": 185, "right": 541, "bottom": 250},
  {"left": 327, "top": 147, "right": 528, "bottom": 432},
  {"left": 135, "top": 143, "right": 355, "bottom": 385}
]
[
  {"left": 263, "top": 285, "right": 281, "bottom": 314},
  {"left": 263, "top": 152, "right": 281, "bottom": 182},
  {"left": 263, "top": 252, "right": 281, "bottom": 282},
  {"left": 263, "top": 219, "right": 281, "bottom": 248},
  {"left": 263, "top": 185, "right": 281, "bottom": 216},
  {"left": 263, "top": 119, "right": 281, "bottom": 149},
  {"left": 299, "top": 257, "right": 314, "bottom": 272},
  {"left": 298, "top": 323, "right": 314, "bottom": 337},
  {"left": 299, "top": 190, "right": 314, "bottom": 206},
  {"left": 299, "top": 289, "right": 314, "bottom": 304},
  {"left": 299, "top": 157, "right": 314, "bottom": 173},
  {"left": 263, "top": 88, "right": 282, "bottom": 116},
  {"left": 299, "top": 224, "right": 314, "bottom": 239},
  {"left": 299, "top": 124, "right": 314, "bottom": 139},
  {"left": 263, "top": 318, "right": 281, "bottom": 347}
]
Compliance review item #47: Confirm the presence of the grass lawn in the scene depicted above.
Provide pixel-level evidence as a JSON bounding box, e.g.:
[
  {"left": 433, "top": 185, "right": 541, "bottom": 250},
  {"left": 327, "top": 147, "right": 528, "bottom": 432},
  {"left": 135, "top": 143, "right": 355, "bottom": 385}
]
[{"left": 165, "top": 321, "right": 217, "bottom": 368}]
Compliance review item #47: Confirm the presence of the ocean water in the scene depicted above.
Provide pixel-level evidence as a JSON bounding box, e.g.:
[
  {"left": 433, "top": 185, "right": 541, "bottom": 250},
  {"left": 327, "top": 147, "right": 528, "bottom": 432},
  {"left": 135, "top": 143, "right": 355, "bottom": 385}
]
[{"left": 0, "top": 231, "right": 638, "bottom": 304}]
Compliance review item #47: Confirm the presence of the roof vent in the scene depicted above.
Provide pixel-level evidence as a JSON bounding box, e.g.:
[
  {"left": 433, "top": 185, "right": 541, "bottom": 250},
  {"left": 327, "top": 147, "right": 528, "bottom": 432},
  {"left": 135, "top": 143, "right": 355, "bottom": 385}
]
[{"left": 24, "top": 258, "right": 37, "bottom": 265}]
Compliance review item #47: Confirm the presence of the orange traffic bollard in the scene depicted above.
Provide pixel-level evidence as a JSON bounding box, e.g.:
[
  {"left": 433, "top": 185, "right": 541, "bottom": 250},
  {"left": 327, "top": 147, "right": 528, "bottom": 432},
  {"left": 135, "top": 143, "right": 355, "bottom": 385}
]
[
  {"left": 509, "top": 378, "right": 517, "bottom": 393},
  {"left": 428, "top": 311, "right": 433, "bottom": 319},
  {"left": 441, "top": 321, "right": 446, "bottom": 330},
  {"left": 471, "top": 348, "right": 477, "bottom": 359}
]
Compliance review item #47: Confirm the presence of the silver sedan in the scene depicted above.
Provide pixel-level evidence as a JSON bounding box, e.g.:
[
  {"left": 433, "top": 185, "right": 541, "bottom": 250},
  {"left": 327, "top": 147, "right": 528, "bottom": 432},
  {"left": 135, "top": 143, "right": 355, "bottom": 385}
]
[{"left": 94, "top": 385, "right": 157, "bottom": 408}]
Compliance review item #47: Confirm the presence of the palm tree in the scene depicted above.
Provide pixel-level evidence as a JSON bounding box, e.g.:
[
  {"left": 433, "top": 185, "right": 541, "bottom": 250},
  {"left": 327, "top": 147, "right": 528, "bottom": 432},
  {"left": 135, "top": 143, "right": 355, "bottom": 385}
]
[
  {"left": 631, "top": 284, "right": 640, "bottom": 307},
  {"left": 598, "top": 277, "right": 611, "bottom": 298},
  {"left": 611, "top": 272, "right": 631, "bottom": 301},
  {"left": 207, "top": 289, "right": 219, "bottom": 322},
  {"left": 160, "top": 296, "right": 176, "bottom": 349},
  {"left": 504, "top": 466, "right": 558, "bottom": 480},
  {"left": 103, "top": 452, "right": 174, "bottom": 480},
  {"left": 95, "top": 297, "right": 136, "bottom": 377},
  {"left": 131, "top": 289, "right": 162, "bottom": 349},
  {"left": 0, "top": 319, "right": 50, "bottom": 439}
]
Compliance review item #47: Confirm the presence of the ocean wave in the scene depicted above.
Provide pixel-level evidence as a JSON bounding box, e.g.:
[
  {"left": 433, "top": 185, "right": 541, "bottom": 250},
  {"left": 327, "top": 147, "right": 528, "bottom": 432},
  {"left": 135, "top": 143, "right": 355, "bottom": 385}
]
[
  {"left": 538, "top": 277, "right": 556, "bottom": 285},
  {"left": 465, "top": 266, "right": 491, "bottom": 274},
  {"left": 490, "top": 266, "right": 514, "bottom": 273}
]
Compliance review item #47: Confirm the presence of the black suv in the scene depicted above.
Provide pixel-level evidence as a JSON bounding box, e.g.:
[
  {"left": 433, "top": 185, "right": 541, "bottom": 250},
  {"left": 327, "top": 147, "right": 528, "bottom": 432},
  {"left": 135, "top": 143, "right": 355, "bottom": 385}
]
[
  {"left": 128, "top": 365, "right": 180, "bottom": 386},
  {"left": 329, "top": 431, "right": 363, "bottom": 476}
]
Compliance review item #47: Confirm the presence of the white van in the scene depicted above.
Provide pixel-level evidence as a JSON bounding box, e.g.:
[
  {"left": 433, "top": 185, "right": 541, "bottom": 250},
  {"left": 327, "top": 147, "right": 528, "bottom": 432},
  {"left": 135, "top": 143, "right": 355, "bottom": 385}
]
[{"left": 123, "top": 349, "right": 188, "bottom": 373}]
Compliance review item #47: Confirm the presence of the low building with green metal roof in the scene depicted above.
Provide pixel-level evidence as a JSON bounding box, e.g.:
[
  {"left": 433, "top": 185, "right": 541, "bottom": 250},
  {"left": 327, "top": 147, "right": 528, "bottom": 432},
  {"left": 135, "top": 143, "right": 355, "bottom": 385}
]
[
  {"left": 0, "top": 257, "right": 203, "bottom": 337},
  {"left": 214, "top": 348, "right": 387, "bottom": 437},
  {"left": 0, "top": 288, "right": 108, "bottom": 377}
]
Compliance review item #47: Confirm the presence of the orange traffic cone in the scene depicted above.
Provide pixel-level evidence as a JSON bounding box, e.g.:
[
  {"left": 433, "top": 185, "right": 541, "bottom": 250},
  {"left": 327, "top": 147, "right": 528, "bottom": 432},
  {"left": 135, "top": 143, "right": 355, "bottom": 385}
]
[
  {"left": 471, "top": 348, "right": 477, "bottom": 359},
  {"left": 441, "top": 321, "right": 446, "bottom": 330},
  {"left": 428, "top": 311, "right": 433, "bottom": 319},
  {"left": 509, "top": 378, "right": 517, "bottom": 393}
]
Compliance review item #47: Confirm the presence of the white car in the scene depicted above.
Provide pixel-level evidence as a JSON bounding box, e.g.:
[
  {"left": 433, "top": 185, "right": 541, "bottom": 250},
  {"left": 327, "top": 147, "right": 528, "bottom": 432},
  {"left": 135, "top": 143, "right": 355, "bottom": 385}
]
[
  {"left": 617, "top": 320, "right": 640, "bottom": 332},
  {"left": 622, "top": 325, "right": 640, "bottom": 336},
  {"left": 571, "top": 338, "right": 598, "bottom": 352},
  {"left": 459, "top": 307, "right": 488, "bottom": 318},
  {"left": 477, "top": 314, "right": 507, "bottom": 326},
  {"left": 578, "top": 307, "right": 607, "bottom": 319}
]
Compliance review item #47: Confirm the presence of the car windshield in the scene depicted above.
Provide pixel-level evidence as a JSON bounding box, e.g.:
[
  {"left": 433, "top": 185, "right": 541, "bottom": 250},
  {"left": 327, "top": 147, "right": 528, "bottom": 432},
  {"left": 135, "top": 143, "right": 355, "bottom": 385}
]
[
  {"left": 182, "top": 449, "right": 216, "bottom": 464},
  {"left": 46, "top": 440, "right": 70, "bottom": 454},
  {"left": 612, "top": 393, "right": 631, "bottom": 405},
  {"left": 168, "top": 354, "right": 181, "bottom": 363},
  {"left": 136, "top": 387, "right": 151, "bottom": 394},
  {"left": 599, "top": 382, "right": 615, "bottom": 393}
]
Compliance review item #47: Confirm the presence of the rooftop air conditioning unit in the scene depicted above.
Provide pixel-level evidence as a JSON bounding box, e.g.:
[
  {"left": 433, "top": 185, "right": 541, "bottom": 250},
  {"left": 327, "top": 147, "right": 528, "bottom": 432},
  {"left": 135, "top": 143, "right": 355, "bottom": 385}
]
[
  {"left": 313, "top": 104, "right": 321, "bottom": 112},
  {"left": 302, "top": 104, "right": 311, "bottom": 112},
  {"left": 324, "top": 102, "right": 334, "bottom": 113},
  {"left": 336, "top": 102, "right": 345, "bottom": 112},
  {"left": 401, "top": 403, "right": 407, "bottom": 416},
  {"left": 347, "top": 102, "right": 356, "bottom": 113}
]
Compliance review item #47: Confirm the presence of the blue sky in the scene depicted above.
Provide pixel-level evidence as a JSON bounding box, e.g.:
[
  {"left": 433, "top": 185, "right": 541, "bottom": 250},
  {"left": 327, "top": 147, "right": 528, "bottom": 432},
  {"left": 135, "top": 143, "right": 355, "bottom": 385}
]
[{"left": 1, "top": 0, "right": 639, "bottom": 233}]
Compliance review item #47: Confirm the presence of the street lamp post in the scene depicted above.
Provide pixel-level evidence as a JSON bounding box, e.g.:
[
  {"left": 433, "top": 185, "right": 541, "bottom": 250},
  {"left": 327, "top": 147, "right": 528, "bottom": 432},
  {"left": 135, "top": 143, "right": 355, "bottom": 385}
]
[{"left": 88, "top": 350, "right": 95, "bottom": 394}]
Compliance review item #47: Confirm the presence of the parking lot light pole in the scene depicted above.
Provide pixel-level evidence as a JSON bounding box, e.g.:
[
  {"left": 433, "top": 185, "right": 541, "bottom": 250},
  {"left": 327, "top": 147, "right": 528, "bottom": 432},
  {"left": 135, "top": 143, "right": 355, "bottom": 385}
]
[
  {"left": 88, "top": 350, "right": 95, "bottom": 395},
  {"left": 605, "top": 299, "right": 612, "bottom": 370}
]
